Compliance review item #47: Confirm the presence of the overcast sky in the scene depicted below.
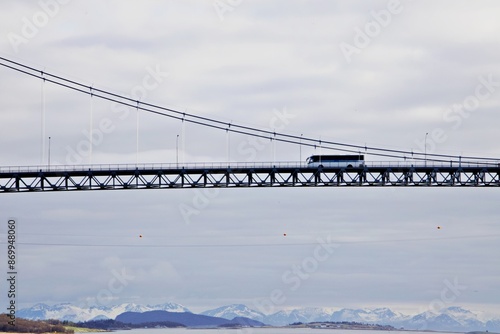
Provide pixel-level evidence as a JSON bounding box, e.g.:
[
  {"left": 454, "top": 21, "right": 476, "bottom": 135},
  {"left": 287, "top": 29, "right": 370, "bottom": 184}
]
[{"left": 1, "top": 0, "right": 500, "bottom": 318}]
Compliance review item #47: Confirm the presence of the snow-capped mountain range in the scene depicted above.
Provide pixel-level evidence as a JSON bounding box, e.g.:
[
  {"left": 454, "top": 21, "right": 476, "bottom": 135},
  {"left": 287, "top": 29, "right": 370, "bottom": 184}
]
[
  {"left": 17, "top": 302, "right": 189, "bottom": 323},
  {"left": 200, "top": 304, "right": 267, "bottom": 322},
  {"left": 17, "top": 302, "right": 500, "bottom": 332}
]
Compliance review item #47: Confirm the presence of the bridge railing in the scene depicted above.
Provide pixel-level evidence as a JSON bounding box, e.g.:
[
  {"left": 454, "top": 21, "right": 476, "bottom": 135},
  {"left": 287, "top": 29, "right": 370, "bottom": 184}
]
[
  {"left": 367, "top": 160, "right": 500, "bottom": 168},
  {"left": 0, "top": 160, "right": 499, "bottom": 173},
  {"left": 0, "top": 161, "right": 305, "bottom": 173}
]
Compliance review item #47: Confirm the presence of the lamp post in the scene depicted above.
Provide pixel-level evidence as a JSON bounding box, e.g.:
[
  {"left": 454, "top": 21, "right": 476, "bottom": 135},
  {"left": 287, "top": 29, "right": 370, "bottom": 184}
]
[
  {"left": 425, "top": 132, "right": 428, "bottom": 167},
  {"left": 48, "top": 136, "right": 51, "bottom": 169},
  {"left": 176, "top": 134, "right": 179, "bottom": 168},
  {"left": 300, "top": 133, "right": 303, "bottom": 163}
]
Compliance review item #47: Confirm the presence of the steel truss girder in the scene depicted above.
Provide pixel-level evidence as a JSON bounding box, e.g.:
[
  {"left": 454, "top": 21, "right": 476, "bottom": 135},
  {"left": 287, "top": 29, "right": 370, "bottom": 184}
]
[{"left": 0, "top": 166, "right": 499, "bottom": 192}]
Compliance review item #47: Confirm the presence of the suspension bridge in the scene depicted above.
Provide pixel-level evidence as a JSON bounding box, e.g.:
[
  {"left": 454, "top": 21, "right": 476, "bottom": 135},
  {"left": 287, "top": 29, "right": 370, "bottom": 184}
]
[{"left": 1, "top": 57, "right": 499, "bottom": 192}]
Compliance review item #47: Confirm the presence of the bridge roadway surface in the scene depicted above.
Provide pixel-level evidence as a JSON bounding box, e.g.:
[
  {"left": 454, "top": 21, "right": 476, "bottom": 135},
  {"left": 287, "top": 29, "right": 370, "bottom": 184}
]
[{"left": 1, "top": 161, "right": 499, "bottom": 192}]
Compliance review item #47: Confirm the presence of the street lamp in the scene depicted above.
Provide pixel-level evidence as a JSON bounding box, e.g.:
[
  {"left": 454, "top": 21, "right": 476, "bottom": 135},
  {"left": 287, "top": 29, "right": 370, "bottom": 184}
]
[
  {"left": 176, "top": 134, "right": 179, "bottom": 167},
  {"left": 48, "top": 136, "right": 51, "bottom": 169},
  {"left": 300, "top": 134, "right": 303, "bottom": 163},
  {"left": 425, "top": 132, "right": 428, "bottom": 167}
]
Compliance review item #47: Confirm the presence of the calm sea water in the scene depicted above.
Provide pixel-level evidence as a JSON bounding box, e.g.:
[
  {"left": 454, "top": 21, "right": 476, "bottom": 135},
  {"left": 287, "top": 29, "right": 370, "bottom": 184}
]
[{"left": 91, "top": 329, "right": 454, "bottom": 334}]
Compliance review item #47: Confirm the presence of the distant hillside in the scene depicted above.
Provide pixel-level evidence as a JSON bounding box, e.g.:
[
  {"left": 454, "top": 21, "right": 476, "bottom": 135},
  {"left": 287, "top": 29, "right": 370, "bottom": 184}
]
[
  {"left": 115, "top": 310, "right": 265, "bottom": 328},
  {"left": 76, "top": 318, "right": 184, "bottom": 330},
  {"left": 17, "top": 302, "right": 190, "bottom": 322},
  {"left": 230, "top": 316, "right": 266, "bottom": 327},
  {"left": 0, "top": 314, "right": 74, "bottom": 333}
]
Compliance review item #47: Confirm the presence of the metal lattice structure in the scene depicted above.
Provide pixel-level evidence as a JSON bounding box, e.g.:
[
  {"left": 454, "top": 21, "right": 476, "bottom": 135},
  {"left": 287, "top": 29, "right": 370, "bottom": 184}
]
[{"left": 1, "top": 163, "right": 499, "bottom": 192}]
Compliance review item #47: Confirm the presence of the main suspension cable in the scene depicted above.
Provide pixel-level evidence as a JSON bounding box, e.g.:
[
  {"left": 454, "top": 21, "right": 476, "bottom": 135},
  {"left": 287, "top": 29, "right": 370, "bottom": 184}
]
[{"left": 1, "top": 57, "right": 498, "bottom": 164}]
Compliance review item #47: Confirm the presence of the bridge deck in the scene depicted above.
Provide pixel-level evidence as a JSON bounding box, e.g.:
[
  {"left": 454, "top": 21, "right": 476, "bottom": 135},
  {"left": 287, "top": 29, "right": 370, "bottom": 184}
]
[{"left": 1, "top": 163, "right": 499, "bottom": 192}]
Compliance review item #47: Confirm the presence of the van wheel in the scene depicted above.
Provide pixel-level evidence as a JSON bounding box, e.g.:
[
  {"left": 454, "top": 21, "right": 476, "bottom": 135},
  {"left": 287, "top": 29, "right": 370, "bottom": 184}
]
[
  {"left": 347, "top": 164, "right": 353, "bottom": 168},
  {"left": 318, "top": 164, "right": 324, "bottom": 168}
]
